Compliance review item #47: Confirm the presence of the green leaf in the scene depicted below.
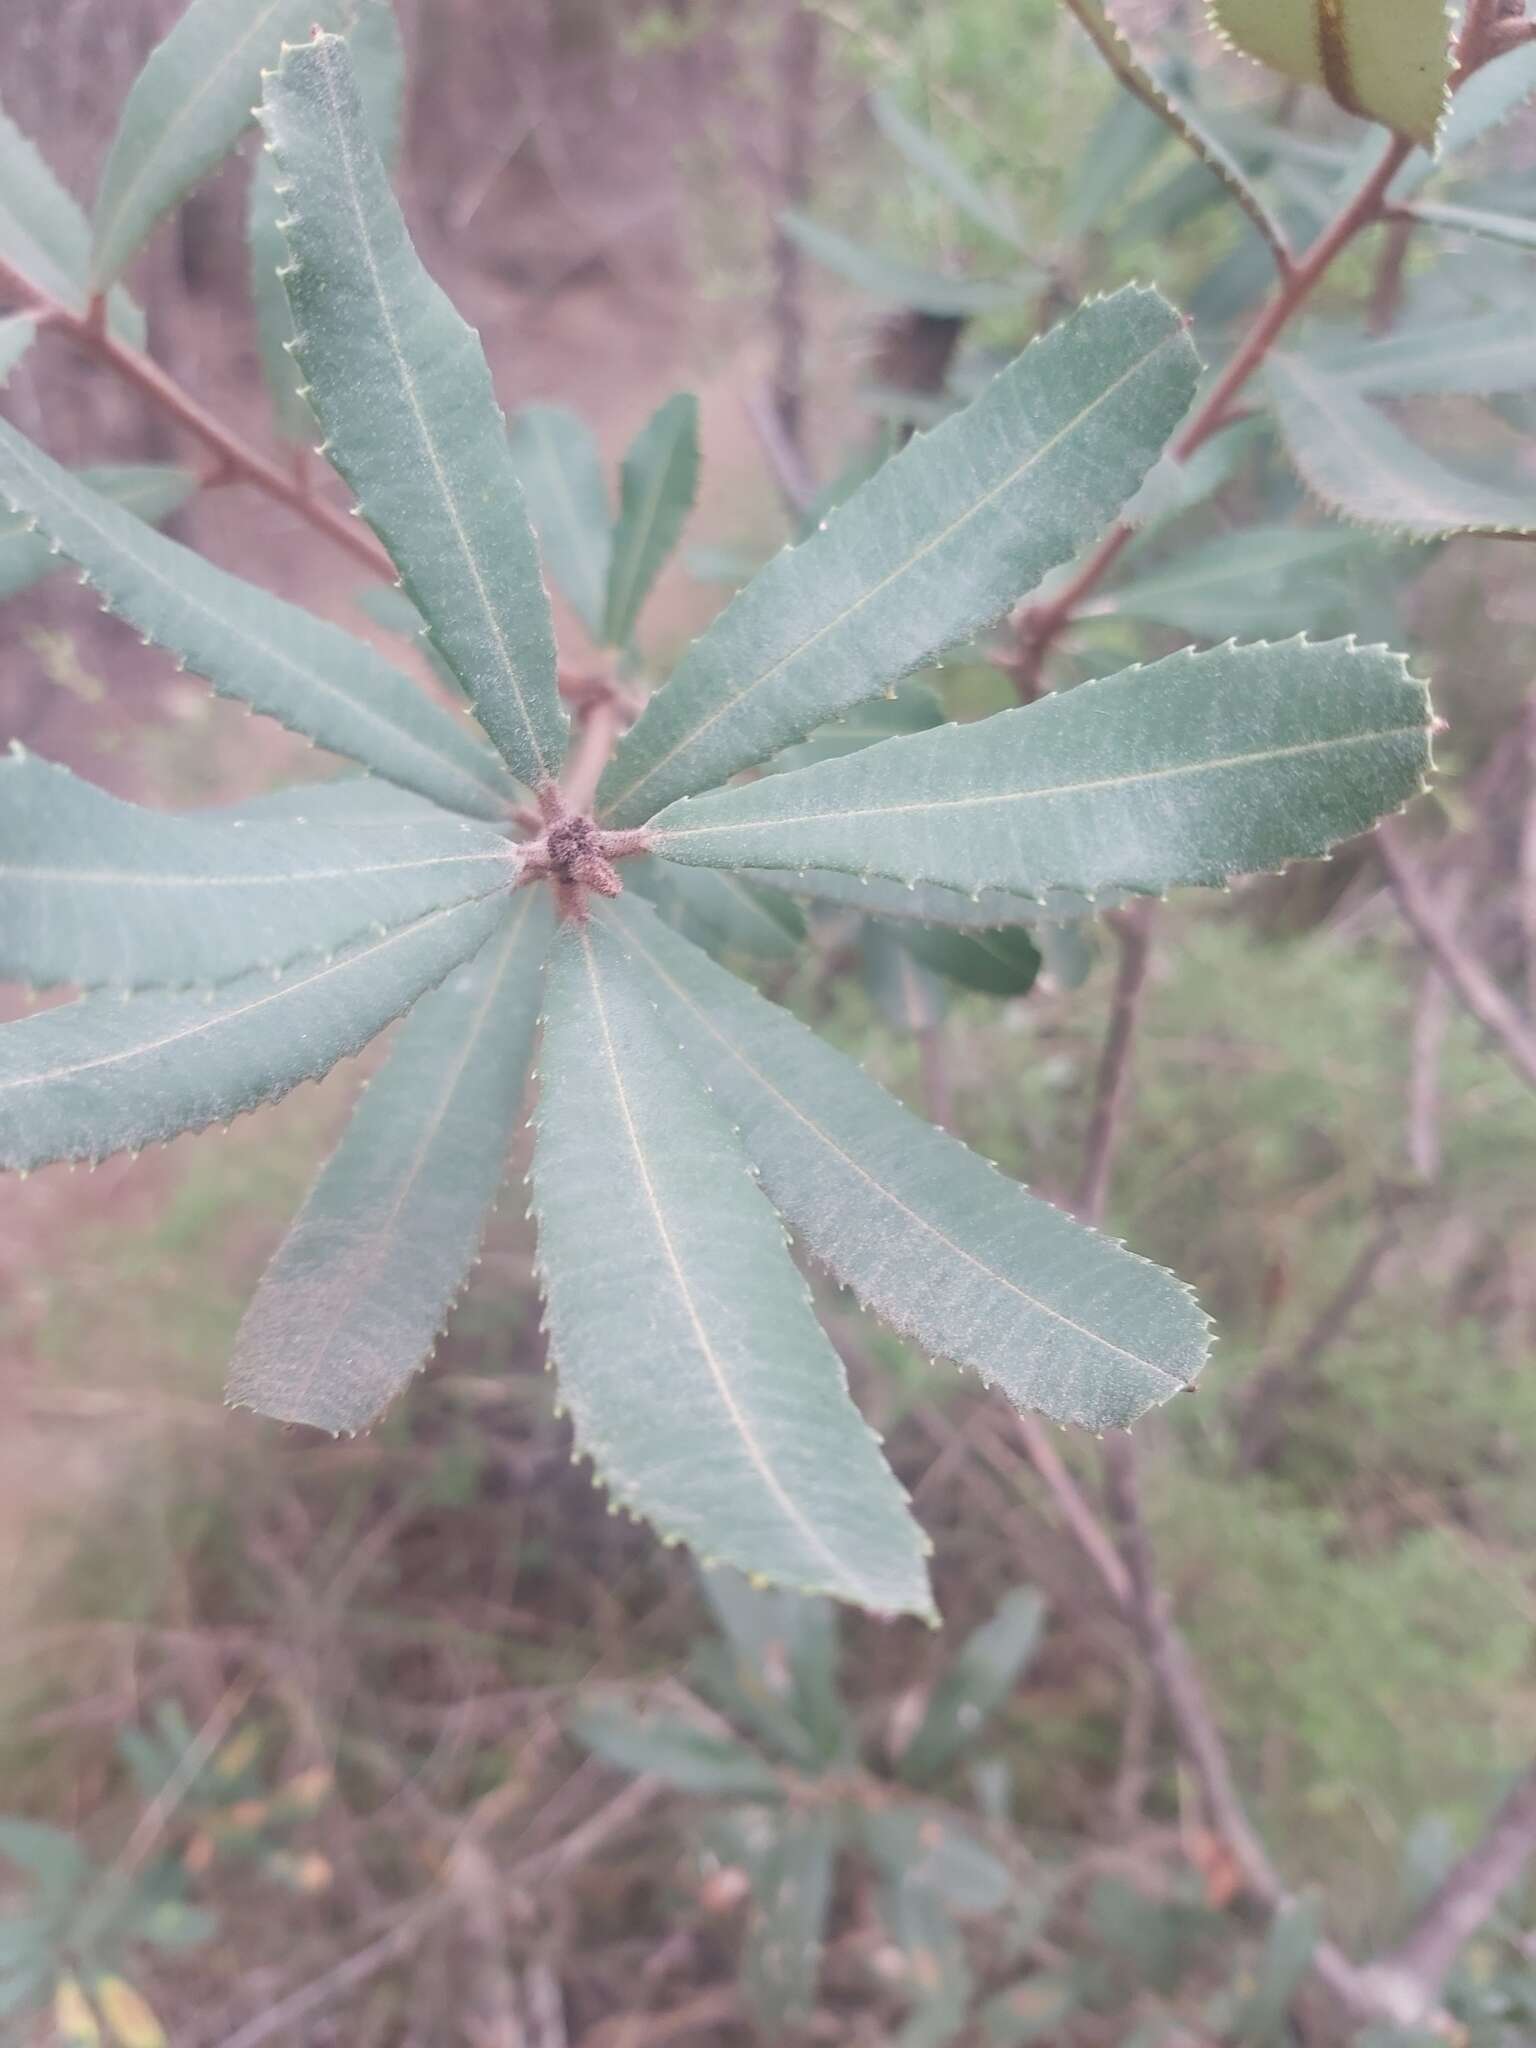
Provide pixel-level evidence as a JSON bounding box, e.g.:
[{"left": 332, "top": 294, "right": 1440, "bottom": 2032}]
[
  {"left": 227, "top": 890, "right": 552, "bottom": 1432},
  {"left": 264, "top": 32, "right": 568, "bottom": 791},
  {"left": 0, "top": 1820, "right": 89, "bottom": 1906},
  {"left": 604, "top": 394, "right": 699, "bottom": 648},
  {"left": 1100, "top": 522, "right": 1371, "bottom": 640},
  {"left": 1269, "top": 351, "right": 1536, "bottom": 538},
  {"left": 869, "top": 90, "right": 1030, "bottom": 250},
  {"left": 508, "top": 405, "right": 613, "bottom": 640},
  {"left": 351, "top": 581, "right": 465, "bottom": 695},
  {"left": 626, "top": 857, "right": 805, "bottom": 962},
  {"left": 91, "top": 0, "right": 356, "bottom": 289},
  {"left": 0, "top": 416, "right": 513, "bottom": 820},
  {"left": 0, "top": 101, "right": 142, "bottom": 343},
  {"left": 741, "top": 1808, "right": 840, "bottom": 2030},
  {"left": 1386, "top": 41, "right": 1536, "bottom": 202},
  {"left": 900, "top": 924, "right": 1042, "bottom": 999},
  {"left": 0, "top": 749, "right": 520, "bottom": 991},
  {"left": 862, "top": 1807, "right": 1013, "bottom": 1914},
  {"left": 600, "top": 898, "right": 1211, "bottom": 1432},
  {"left": 249, "top": 1, "right": 404, "bottom": 442},
  {"left": 862, "top": 925, "right": 948, "bottom": 1034},
  {"left": 754, "top": 867, "right": 1081, "bottom": 931},
  {"left": 1064, "top": 0, "right": 1291, "bottom": 266},
  {"left": 1399, "top": 195, "right": 1536, "bottom": 253},
  {"left": 0, "top": 894, "right": 507, "bottom": 1171},
  {"left": 1064, "top": 90, "right": 1170, "bottom": 236},
  {"left": 1229, "top": 1897, "right": 1322, "bottom": 2045},
  {"left": 1306, "top": 308, "right": 1536, "bottom": 397},
  {"left": 697, "top": 1572, "right": 852, "bottom": 1766},
  {"left": 650, "top": 639, "right": 1432, "bottom": 901},
  {"left": 0, "top": 316, "right": 34, "bottom": 383},
  {"left": 1206, "top": 0, "right": 1452, "bottom": 147},
  {"left": 0, "top": 465, "right": 195, "bottom": 605},
  {"left": 777, "top": 211, "right": 1039, "bottom": 316},
  {"left": 570, "top": 1700, "right": 783, "bottom": 1798},
  {"left": 531, "top": 918, "right": 933, "bottom": 1615},
  {"left": 600, "top": 289, "right": 1201, "bottom": 828},
  {"left": 898, "top": 1589, "right": 1045, "bottom": 1784},
  {"left": 767, "top": 681, "right": 945, "bottom": 775}
]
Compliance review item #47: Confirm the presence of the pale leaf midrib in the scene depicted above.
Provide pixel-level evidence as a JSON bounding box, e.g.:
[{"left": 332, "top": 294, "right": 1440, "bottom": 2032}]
[
  {"left": 611, "top": 913, "right": 1188, "bottom": 1390},
  {"left": 308, "top": 36, "right": 556, "bottom": 785},
  {"left": 656, "top": 724, "right": 1423, "bottom": 844},
  {"left": 577, "top": 926, "right": 868, "bottom": 1587},
  {"left": 601, "top": 327, "right": 1185, "bottom": 821}
]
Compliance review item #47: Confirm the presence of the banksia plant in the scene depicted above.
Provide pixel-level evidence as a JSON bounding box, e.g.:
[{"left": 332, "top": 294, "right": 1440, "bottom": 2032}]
[{"left": 0, "top": 18, "right": 1441, "bottom": 1619}]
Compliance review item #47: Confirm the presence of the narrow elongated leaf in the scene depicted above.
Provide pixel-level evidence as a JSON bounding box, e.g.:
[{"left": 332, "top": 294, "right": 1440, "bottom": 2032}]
[
  {"left": 0, "top": 417, "right": 513, "bottom": 820},
  {"left": 778, "top": 212, "right": 1039, "bottom": 316},
  {"left": 507, "top": 405, "right": 612, "bottom": 639},
  {"left": 1386, "top": 41, "right": 1536, "bottom": 203},
  {"left": 741, "top": 1809, "right": 840, "bottom": 2030},
  {"left": 249, "top": 0, "right": 404, "bottom": 441},
  {"left": 227, "top": 889, "right": 552, "bottom": 1432},
  {"left": 571, "top": 1700, "right": 784, "bottom": 1798},
  {"left": 1064, "top": 0, "right": 1291, "bottom": 266},
  {"left": 862, "top": 924, "right": 948, "bottom": 1033},
  {"left": 869, "top": 90, "right": 1029, "bottom": 249},
  {"left": 697, "top": 1572, "right": 852, "bottom": 1766},
  {"left": 1269, "top": 352, "right": 1536, "bottom": 538},
  {"left": 754, "top": 867, "right": 1079, "bottom": 931},
  {"left": 899, "top": 1589, "right": 1045, "bottom": 1783},
  {"left": 1400, "top": 196, "right": 1536, "bottom": 253},
  {"left": 203, "top": 774, "right": 453, "bottom": 829},
  {"left": 900, "top": 923, "right": 1041, "bottom": 998},
  {"left": 767, "top": 682, "right": 944, "bottom": 776},
  {"left": 0, "top": 749, "right": 518, "bottom": 991},
  {"left": 627, "top": 857, "right": 805, "bottom": 961},
  {"left": 1098, "top": 522, "right": 1370, "bottom": 639},
  {"left": 352, "top": 581, "right": 464, "bottom": 695},
  {"left": 604, "top": 394, "right": 699, "bottom": 648},
  {"left": 0, "top": 102, "right": 142, "bottom": 343},
  {"left": 92, "top": 0, "right": 356, "bottom": 288},
  {"left": 0, "top": 464, "right": 195, "bottom": 605},
  {"left": 532, "top": 919, "right": 933, "bottom": 1615},
  {"left": 0, "top": 316, "right": 34, "bottom": 382},
  {"left": 1311, "top": 308, "right": 1536, "bottom": 397},
  {"left": 650, "top": 640, "right": 1432, "bottom": 901},
  {"left": 1207, "top": 0, "right": 1452, "bottom": 147},
  {"left": 600, "top": 898, "right": 1211, "bottom": 1432},
  {"left": 0, "top": 895, "right": 507, "bottom": 1171},
  {"left": 264, "top": 33, "right": 568, "bottom": 790},
  {"left": 601, "top": 289, "right": 1201, "bottom": 827}
]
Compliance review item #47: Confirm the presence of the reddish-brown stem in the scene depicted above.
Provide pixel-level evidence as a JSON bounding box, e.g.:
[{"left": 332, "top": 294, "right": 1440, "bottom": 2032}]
[
  {"left": 560, "top": 697, "right": 622, "bottom": 816},
  {"left": 1013, "top": 132, "right": 1414, "bottom": 693}
]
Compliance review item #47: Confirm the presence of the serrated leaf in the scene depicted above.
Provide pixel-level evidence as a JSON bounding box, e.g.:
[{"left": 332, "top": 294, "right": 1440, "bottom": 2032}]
[
  {"left": 264, "top": 32, "right": 567, "bottom": 791},
  {"left": 862, "top": 925, "right": 948, "bottom": 1034},
  {"left": 1269, "top": 351, "right": 1536, "bottom": 538},
  {"left": 1064, "top": 0, "right": 1291, "bottom": 265},
  {"left": 1386, "top": 41, "right": 1536, "bottom": 203},
  {"left": 600, "top": 898, "right": 1210, "bottom": 1432},
  {"left": 91, "top": 0, "right": 358, "bottom": 288},
  {"left": 1308, "top": 308, "right": 1536, "bottom": 397},
  {"left": 0, "top": 894, "right": 507, "bottom": 1171},
  {"left": 604, "top": 393, "right": 699, "bottom": 648},
  {"left": 626, "top": 857, "right": 805, "bottom": 962},
  {"left": 899, "top": 1589, "right": 1044, "bottom": 1784},
  {"left": 1207, "top": 0, "right": 1452, "bottom": 147},
  {"left": 0, "top": 416, "right": 513, "bottom": 820},
  {"left": 507, "top": 405, "right": 613, "bottom": 640},
  {"left": 1098, "top": 522, "right": 1371, "bottom": 640},
  {"left": 869, "top": 90, "right": 1030, "bottom": 250},
  {"left": 651, "top": 640, "right": 1432, "bottom": 900},
  {"left": 741, "top": 1808, "right": 839, "bottom": 2030},
  {"left": 351, "top": 581, "right": 465, "bottom": 695},
  {"left": 249, "top": 1, "right": 404, "bottom": 442},
  {"left": 0, "top": 102, "right": 142, "bottom": 343},
  {"left": 754, "top": 867, "right": 1083, "bottom": 931},
  {"left": 600, "top": 289, "right": 1201, "bottom": 828},
  {"left": 767, "top": 681, "right": 945, "bottom": 776},
  {"left": 226, "top": 890, "right": 549, "bottom": 1432},
  {"left": 531, "top": 918, "right": 933, "bottom": 1615},
  {"left": 0, "top": 466, "right": 195, "bottom": 606},
  {"left": 778, "top": 211, "right": 1039, "bottom": 316},
  {"left": 0, "top": 750, "right": 519, "bottom": 990},
  {"left": 571, "top": 1700, "right": 784, "bottom": 1797}
]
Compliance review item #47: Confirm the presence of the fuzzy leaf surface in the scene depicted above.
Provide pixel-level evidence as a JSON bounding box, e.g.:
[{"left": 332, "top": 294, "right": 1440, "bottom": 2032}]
[
  {"left": 604, "top": 393, "right": 699, "bottom": 648},
  {"left": 506, "top": 404, "right": 612, "bottom": 641},
  {"left": 0, "top": 465, "right": 194, "bottom": 604},
  {"left": 0, "top": 103, "right": 142, "bottom": 342},
  {"left": 0, "top": 895, "right": 506, "bottom": 1171},
  {"left": 1269, "top": 351, "right": 1536, "bottom": 538},
  {"left": 227, "top": 889, "right": 552, "bottom": 1432},
  {"left": 0, "top": 750, "right": 519, "bottom": 991},
  {"left": 600, "top": 898, "right": 1211, "bottom": 1432},
  {"left": 1100, "top": 522, "right": 1370, "bottom": 640},
  {"left": 531, "top": 919, "right": 933, "bottom": 1615},
  {"left": 626, "top": 857, "right": 806, "bottom": 962},
  {"left": 1207, "top": 0, "right": 1452, "bottom": 147},
  {"left": 751, "top": 867, "right": 1081, "bottom": 931},
  {"left": 600, "top": 289, "right": 1200, "bottom": 827},
  {"left": 91, "top": 0, "right": 358, "bottom": 288},
  {"left": 265, "top": 33, "right": 567, "bottom": 789},
  {"left": 0, "top": 416, "right": 513, "bottom": 819},
  {"left": 766, "top": 682, "right": 945, "bottom": 776},
  {"left": 651, "top": 640, "right": 1431, "bottom": 901},
  {"left": 249, "top": 0, "right": 403, "bottom": 441}
]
